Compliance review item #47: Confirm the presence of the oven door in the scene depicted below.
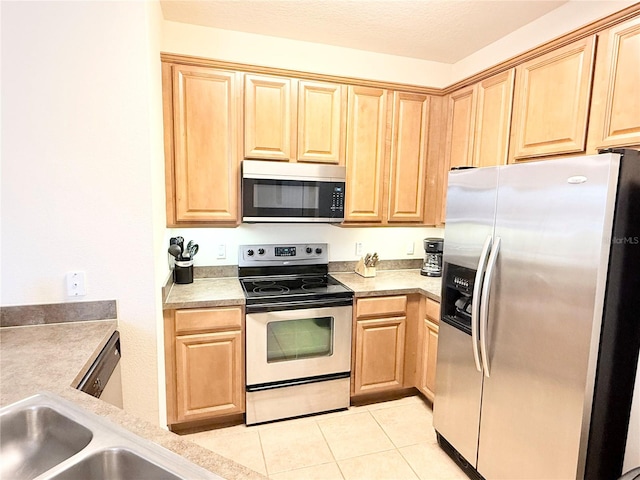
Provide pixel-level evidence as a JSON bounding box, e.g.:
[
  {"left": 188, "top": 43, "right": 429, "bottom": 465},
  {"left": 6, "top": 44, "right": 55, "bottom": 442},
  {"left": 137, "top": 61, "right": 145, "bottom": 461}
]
[
  {"left": 246, "top": 303, "right": 352, "bottom": 387},
  {"left": 242, "top": 177, "right": 345, "bottom": 223}
]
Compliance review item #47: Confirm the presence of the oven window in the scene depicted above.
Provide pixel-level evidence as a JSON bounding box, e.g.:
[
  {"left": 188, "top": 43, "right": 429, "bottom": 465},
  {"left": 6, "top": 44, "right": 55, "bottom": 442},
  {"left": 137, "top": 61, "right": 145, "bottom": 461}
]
[{"left": 266, "top": 317, "right": 333, "bottom": 362}]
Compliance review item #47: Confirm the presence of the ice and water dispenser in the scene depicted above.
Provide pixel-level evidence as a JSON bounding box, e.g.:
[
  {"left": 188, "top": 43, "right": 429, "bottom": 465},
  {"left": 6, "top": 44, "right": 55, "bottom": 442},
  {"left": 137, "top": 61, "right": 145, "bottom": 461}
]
[{"left": 441, "top": 263, "right": 476, "bottom": 334}]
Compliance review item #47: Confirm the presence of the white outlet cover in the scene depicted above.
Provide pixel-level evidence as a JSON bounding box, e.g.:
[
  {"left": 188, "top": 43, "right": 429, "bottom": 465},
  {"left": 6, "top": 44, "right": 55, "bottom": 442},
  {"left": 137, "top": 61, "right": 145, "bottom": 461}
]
[{"left": 66, "top": 271, "right": 86, "bottom": 296}]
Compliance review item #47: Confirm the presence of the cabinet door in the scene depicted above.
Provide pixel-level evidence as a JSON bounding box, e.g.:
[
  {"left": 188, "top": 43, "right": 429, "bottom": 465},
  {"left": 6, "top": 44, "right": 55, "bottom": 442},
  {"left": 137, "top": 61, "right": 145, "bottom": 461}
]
[
  {"left": 175, "top": 330, "right": 244, "bottom": 422},
  {"left": 418, "top": 318, "right": 439, "bottom": 402},
  {"left": 297, "top": 81, "right": 346, "bottom": 164},
  {"left": 589, "top": 17, "right": 640, "bottom": 150},
  {"left": 354, "top": 317, "right": 406, "bottom": 394},
  {"left": 388, "top": 92, "right": 430, "bottom": 223},
  {"left": 510, "top": 36, "right": 596, "bottom": 161},
  {"left": 244, "top": 75, "right": 294, "bottom": 160},
  {"left": 441, "top": 85, "right": 477, "bottom": 222},
  {"left": 171, "top": 66, "right": 239, "bottom": 223},
  {"left": 473, "top": 69, "right": 515, "bottom": 167},
  {"left": 345, "top": 86, "right": 388, "bottom": 222}
]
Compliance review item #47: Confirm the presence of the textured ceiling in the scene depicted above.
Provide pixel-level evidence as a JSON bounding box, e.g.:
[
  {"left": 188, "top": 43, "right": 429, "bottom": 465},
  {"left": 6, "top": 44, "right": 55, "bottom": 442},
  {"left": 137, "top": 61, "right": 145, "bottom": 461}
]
[{"left": 159, "top": 0, "right": 569, "bottom": 63}]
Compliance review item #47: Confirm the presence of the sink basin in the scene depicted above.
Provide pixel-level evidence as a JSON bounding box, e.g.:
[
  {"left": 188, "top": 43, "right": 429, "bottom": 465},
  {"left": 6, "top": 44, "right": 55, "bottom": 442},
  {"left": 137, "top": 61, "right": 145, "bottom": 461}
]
[
  {"left": 50, "top": 448, "right": 182, "bottom": 480},
  {"left": 0, "top": 405, "right": 93, "bottom": 480},
  {"left": 0, "top": 393, "right": 223, "bottom": 480}
]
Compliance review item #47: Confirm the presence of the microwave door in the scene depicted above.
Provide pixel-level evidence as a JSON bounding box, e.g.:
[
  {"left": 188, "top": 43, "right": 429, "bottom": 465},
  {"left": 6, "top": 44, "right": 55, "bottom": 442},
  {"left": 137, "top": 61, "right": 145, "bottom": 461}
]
[{"left": 242, "top": 178, "right": 344, "bottom": 222}]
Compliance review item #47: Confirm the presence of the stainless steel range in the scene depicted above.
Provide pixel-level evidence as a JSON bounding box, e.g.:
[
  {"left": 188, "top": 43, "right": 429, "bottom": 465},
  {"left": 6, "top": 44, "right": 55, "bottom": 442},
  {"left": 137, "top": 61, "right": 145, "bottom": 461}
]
[{"left": 239, "top": 243, "right": 353, "bottom": 425}]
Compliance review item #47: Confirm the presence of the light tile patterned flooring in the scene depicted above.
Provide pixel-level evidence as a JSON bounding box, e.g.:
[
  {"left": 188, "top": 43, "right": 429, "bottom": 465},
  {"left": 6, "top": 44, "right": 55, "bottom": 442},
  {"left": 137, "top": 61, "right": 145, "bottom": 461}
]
[{"left": 182, "top": 396, "right": 467, "bottom": 480}]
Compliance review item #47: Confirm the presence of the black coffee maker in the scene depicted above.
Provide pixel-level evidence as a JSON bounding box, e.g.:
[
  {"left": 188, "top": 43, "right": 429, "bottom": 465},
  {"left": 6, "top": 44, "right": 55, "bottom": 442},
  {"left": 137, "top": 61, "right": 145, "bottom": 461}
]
[{"left": 420, "top": 238, "right": 444, "bottom": 277}]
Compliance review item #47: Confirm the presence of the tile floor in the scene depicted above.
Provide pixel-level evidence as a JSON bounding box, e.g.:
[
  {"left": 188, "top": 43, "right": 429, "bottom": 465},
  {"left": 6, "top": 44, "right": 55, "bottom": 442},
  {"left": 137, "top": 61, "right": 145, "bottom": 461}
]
[{"left": 182, "top": 396, "right": 467, "bottom": 480}]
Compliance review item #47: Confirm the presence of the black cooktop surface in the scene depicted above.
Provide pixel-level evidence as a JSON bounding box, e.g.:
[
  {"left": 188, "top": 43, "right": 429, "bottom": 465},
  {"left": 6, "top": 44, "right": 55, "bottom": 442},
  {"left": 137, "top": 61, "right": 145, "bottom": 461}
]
[{"left": 240, "top": 274, "right": 352, "bottom": 304}]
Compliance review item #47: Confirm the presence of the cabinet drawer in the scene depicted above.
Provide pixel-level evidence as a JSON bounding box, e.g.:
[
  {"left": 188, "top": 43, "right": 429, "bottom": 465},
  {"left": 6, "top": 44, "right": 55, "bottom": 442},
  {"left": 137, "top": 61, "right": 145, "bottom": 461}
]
[
  {"left": 175, "top": 307, "right": 242, "bottom": 334},
  {"left": 425, "top": 298, "right": 441, "bottom": 323},
  {"left": 356, "top": 295, "right": 407, "bottom": 318}
]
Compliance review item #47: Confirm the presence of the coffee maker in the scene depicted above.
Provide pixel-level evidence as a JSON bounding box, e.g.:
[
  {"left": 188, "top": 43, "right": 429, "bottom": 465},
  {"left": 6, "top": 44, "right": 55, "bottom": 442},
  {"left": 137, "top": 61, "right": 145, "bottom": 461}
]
[{"left": 421, "top": 238, "right": 444, "bottom": 277}]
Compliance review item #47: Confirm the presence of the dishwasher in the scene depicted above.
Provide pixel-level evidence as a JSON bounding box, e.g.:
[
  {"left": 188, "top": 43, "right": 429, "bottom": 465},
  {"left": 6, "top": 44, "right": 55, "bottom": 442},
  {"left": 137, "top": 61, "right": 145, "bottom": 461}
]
[{"left": 77, "top": 331, "right": 123, "bottom": 408}]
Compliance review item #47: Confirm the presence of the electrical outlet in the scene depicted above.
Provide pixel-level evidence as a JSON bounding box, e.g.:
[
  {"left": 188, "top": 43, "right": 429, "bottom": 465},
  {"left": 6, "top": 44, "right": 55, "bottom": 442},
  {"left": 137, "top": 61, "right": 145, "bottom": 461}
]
[
  {"left": 406, "top": 241, "right": 415, "bottom": 255},
  {"left": 217, "top": 244, "right": 226, "bottom": 259},
  {"left": 66, "top": 271, "right": 86, "bottom": 296},
  {"left": 355, "top": 242, "right": 363, "bottom": 256}
]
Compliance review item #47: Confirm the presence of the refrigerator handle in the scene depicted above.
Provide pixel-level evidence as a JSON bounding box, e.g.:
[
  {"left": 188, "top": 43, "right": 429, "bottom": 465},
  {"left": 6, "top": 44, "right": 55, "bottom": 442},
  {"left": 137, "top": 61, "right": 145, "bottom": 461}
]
[
  {"left": 472, "top": 235, "right": 493, "bottom": 373},
  {"left": 480, "top": 236, "right": 501, "bottom": 378}
]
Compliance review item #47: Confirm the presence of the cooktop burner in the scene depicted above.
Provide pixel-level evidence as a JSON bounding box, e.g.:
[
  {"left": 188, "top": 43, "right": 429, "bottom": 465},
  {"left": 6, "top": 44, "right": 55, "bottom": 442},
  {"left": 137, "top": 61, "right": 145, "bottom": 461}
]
[
  {"left": 238, "top": 243, "right": 353, "bottom": 306},
  {"left": 240, "top": 274, "right": 351, "bottom": 302}
]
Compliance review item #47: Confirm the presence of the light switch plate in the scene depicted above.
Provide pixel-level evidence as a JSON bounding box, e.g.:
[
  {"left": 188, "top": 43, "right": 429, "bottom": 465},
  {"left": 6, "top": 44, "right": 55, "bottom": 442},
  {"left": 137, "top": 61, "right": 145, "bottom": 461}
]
[{"left": 217, "top": 244, "right": 226, "bottom": 259}]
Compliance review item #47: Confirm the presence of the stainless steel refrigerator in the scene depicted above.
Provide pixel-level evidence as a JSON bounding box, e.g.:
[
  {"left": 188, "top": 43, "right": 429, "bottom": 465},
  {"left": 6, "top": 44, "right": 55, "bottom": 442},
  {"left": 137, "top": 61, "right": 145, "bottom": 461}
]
[{"left": 433, "top": 149, "right": 640, "bottom": 480}]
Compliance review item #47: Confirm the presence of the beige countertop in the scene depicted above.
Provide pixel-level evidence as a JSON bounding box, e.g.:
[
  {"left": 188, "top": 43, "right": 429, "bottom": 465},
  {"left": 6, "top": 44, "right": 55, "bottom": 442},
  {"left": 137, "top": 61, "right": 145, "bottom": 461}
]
[
  {"left": 164, "top": 277, "right": 245, "bottom": 310},
  {"left": 331, "top": 269, "right": 442, "bottom": 301},
  {"left": 0, "top": 320, "right": 265, "bottom": 480},
  {"left": 163, "top": 269, "right": 441, "bottom": 310}
]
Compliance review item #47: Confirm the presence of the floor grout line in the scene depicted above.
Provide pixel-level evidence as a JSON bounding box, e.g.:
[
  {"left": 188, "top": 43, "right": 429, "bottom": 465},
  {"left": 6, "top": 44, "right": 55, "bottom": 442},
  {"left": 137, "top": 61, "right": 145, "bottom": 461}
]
[{"left": 256, "top": 428, "right": 270, "bottom": 477}]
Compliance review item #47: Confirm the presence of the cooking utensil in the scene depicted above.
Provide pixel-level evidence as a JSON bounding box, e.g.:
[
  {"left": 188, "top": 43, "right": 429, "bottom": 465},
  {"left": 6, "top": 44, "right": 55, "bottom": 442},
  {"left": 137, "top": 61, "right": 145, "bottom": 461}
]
[
  {"left": 371, "top": 253, "right": 379, "bottom": 266},
  {"left": 186, "top": 240, "right": 194, "bottom": 253},
  {"left": 189, "top": 244, "right": 199, "bottom": 258},
  {"left": 168, "top": 244, "right": 182, "bottom": 259},
  {"left": 364, "top": 253, "right": 371, "bottom": 267},
  {"left": 175, "top": 236, "right": 184, "bottom": 254}
]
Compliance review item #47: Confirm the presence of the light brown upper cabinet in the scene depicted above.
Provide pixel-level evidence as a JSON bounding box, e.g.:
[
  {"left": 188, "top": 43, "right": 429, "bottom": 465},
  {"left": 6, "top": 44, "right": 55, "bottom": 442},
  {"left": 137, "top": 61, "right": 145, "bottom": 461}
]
[
  {"left": 244, "top": 74, "right": 295, "bottom": 160},
  {"left": 440, "top": 85, "right": 477, "bottom": 222},
  {"left": 344, "top": 88, "right": 431, "bottom": 224},
  {"left": 510, "top": 36, "right": 596, "bottom": 162},
  {"left": 344, "top": 86, "right": 388, "bottom": 222},
  {"left": 473, "top": 69, "right": 515, "bottom": 167},
  {"left": 445, "top": 85, "right": 478, "bottom": 169},
  {"left": 244, "top": 75, "right": 346, "bottom": 163},
  {"left": 164, "top": 65, "right": 241, "bottom": 225},
  {"left": 588, "top": 16, "right": 640, "bottom": 151},
  {"left": 297, "top": 80, "right": 347, "bottom": 164},
  {"left": 388, "top": 92, "right": 430, "bottom": 223}
]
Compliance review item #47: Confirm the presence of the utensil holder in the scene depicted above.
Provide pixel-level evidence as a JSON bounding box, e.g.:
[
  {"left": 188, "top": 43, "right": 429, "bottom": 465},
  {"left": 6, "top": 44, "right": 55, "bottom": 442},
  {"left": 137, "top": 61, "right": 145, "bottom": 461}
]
[
  {"left": 174, "top": 260, "right": 194, "bottom": 284},
  {"left": 355, "top": 258, "right": 376, "bottom": 278}
]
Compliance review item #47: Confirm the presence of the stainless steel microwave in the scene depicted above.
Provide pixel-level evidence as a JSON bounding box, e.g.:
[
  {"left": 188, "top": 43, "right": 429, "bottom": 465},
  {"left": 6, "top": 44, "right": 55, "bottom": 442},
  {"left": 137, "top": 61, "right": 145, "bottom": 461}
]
[{"left": 242, "top": 160, "right": 346, "bottom": 223}]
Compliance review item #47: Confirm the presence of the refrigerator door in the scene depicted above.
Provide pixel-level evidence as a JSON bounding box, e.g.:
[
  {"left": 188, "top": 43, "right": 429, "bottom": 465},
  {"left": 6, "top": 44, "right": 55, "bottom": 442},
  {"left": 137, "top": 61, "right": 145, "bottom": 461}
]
[
  {"left": 433, "top": 166, "right": 499, "bottom": 466},
  {"left": 476, "top": 154, "right": 620, "bottom": 479}
]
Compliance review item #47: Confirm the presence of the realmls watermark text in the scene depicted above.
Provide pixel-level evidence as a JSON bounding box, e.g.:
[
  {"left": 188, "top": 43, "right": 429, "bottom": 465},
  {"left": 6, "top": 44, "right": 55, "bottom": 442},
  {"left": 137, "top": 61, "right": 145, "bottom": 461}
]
[{"left": 612, "top": 237, "right": 640, "bottom": 245}]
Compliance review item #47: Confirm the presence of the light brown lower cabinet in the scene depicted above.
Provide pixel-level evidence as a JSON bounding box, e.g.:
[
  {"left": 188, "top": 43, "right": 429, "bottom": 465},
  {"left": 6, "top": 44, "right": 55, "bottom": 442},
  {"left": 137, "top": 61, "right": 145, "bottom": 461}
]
[
  {"left": 164, "top": 307, "right": 244, "bottom": 426},
  {"left": 353, "top": 295, "right": 407, "bottom": 395},
  {"left": 417, "top": 298, "right": 441, "bottom": 402}
]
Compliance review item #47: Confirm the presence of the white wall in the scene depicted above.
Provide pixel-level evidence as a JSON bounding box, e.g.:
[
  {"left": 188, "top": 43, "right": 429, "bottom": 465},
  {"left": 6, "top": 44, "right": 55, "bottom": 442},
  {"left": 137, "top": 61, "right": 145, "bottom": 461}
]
[
  {"left": 162, "top": 20, "right": 452, "bottom": 88},
  {"left": 1, "top": 0, "right": 166, "bottom": 425},
  {"left": 451, "top": 0, "right": 638, "bottom": 83},
  {"left": 168, "top": 225, "right": 445, "bottom": 267}
]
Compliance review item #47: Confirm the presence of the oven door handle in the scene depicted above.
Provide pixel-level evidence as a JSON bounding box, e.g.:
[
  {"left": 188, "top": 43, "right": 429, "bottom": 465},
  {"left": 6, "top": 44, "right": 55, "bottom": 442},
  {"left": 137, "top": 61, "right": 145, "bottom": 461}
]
[{"left": 245, "top": 297, "right": 353, "bottom": 314}]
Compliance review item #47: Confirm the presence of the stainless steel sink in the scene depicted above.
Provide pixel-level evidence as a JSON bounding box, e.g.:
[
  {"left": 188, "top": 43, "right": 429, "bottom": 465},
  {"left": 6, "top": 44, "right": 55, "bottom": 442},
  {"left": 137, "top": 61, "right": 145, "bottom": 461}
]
[
  {"left": 0, "top": 406, "right": 93, "bottom": 480},
  {"left": 50, "top": 448, "right": 182, "bottom": 480},
  {"left": 0, "top": 393, "right": 224, "bottom": 480}
]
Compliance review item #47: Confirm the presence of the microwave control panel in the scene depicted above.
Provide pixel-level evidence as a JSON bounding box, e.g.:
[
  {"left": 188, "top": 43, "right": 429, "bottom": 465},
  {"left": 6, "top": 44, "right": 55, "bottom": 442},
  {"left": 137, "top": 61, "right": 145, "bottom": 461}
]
[{"left": 331, "top": 186, "right": 344, "bottom": 212}]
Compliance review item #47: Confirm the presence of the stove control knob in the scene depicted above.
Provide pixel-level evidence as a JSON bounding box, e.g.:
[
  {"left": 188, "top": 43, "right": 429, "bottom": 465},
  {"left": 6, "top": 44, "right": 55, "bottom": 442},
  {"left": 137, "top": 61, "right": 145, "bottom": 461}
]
[
  {"left": 258, "top": 248, "right": 265, "bottom": 255},
  {"left": 247, "top": 249, "right": 254, "bottom": 256},
  {"left": 306, "top": 247, "right": 312, "bottom": 254},
  {"left": 315, "top": 247, "right": 323, "bottom": 254}
]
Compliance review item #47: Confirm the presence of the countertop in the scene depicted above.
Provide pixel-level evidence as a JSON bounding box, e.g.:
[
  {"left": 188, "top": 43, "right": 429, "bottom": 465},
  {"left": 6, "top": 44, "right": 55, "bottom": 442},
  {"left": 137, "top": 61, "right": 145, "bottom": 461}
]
[
  {"left": 331, "top": 269, "right": 442, "bottom": 301},
  {"left": 163, "top": 269, "right": 441, "bottom": 309},
  {"left": 0, "top": 320, "right": 266, "bottom": 480}
]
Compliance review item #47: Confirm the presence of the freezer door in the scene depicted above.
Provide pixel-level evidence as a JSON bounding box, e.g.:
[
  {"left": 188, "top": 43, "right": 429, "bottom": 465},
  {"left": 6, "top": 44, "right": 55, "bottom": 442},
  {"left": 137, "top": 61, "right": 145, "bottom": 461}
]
[
  {"left": 433, "top": 166, "right": 498, "bottom": 466},
  {"left": 476, "top": 154, "right": 620, "bottom": 479}
]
